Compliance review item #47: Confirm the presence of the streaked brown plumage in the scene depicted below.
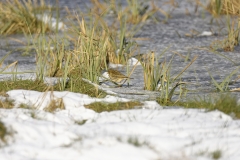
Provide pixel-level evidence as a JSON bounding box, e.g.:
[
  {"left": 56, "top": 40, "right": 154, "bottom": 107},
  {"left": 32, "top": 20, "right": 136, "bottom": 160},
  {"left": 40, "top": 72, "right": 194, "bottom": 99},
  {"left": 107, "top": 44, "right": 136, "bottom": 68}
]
[{"left": 107, "top": 68, "right": 133, "bottom": 84}]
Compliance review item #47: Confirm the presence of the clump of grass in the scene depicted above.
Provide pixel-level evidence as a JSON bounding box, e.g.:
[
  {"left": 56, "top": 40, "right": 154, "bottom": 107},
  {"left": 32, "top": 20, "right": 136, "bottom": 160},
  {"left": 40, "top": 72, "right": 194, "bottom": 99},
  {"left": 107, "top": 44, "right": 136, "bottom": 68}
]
[
  {"left": 4, "top": 33, "right": 107, "bottom": 97},
  {"left": 125, "top": 0, "right": 161, "bottom": 24},
  {"left": 85, "top": 101, "right": 142, "bottom": 113},
  {"left": 211, "top": 149, "right": 222, "bottom": 159},
  {"left": 180, "top": 94, "right": 240, "bottom": 118},
  {"left": 159, "top": 55, "right": 197, "bottom": 104},
  {"left": 208, "top": 67, "right": 239, "bottom": 92},
  {"left": 75, "top": 119, "right": 88, "bottom": 125},
  {"left": 69, "top": 16, "right": 110, "bottom": 83},
  {"left": 0, "top": 74, "right": 106, "bottom": 98},
  {"left": 0, "top": 98, "right": 14, "bottom": 109},
  {"left": 206, "top": 0, "right": 223, "bottom": 16},
  {"left": 206, "top": 0, "right": 240, "bottom": 16},
  {"left": 33, "top": 2, "right": 138, "bottom": 88},
  {"left": 0, "top": 92, "right": 9, "bottom": 97},
  {"left": 140, "top": 50, "right": 175, "bottom": 104},
  {"left": 30, "top": 111, "right": 39, "bottom": 119},
  {"left": 140, "top": 49, "right": 197, "bottom": 105},
  {"left": 67, "top": 68, "right": 107, "bottom": 98},
  {"left": 224, "top": 17, "right": 240, "bottom": 51},
  {"left": 141, "top": 51, "right": 163, "bottom": 91},
  {"left": 0, "top": 80, "right": 50, "bottom": 92},
  {"left": 90, "top": 0, "right": 117, "bottom": 16},
  {"left": 202, "top": 0, "right": 240, "bottom": 51},
  {"left": 0, "top": 0, "right": 54, "bottom": 35},
  {"left": 0, "top": 121, "right": 8, "bottom": 143},
  {"left": 44, "top": 97, "right": 65, "bottom": 113},
  {"left": 67, "top": 13, "right": 136, "bottom": 84},
  {"left": 0, "top": 78, "right": 106, "bottom": 98},
  {"left": 35, "top": 36, "right": 70, "bottom": 77},
  {"left": 127, "top": 137, "right": 145, "bottom": 147},
  {"left": 34, "top": 35, "right": 72, "bottom": 91},
  {"left": 90, "top": 0, "right": 169, "bottom": 24},
  {"left": 18, "top": 103, "right": 33, "bottom": 109},
  {"left": 64, "top": 78, "right": 107, "bottom": 98}
]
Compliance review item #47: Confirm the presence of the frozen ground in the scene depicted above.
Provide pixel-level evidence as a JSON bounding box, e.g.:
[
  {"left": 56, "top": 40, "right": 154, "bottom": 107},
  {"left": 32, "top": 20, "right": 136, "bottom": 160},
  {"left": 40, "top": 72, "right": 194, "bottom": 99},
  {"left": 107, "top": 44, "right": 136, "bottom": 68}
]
[
  {"left": 0, "top": 90, "right": 240, "bottom": 160},
  {"left": 1, "top": 0, "right": 240, "bottom": 160}
]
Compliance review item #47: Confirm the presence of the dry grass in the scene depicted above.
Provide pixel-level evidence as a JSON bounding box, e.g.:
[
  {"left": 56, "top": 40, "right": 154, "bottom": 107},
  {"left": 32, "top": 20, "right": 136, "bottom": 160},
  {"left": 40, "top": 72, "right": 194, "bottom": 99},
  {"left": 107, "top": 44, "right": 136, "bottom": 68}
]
[
  {"left": 0, "top": 98, "right": 14, "bottom": 109},
  {"left": 0, "top": 0, "right": 53, "bottom": 35},
  {"left": 90, "top": 0, "right": 167, "bottom": 24},
  {"left": 223, "top": 19, "right": 240, "bottom": 51},
  {"left": 35, "top": 36, "right": 73, "bottom": 79},
  {"left": 210, "top": 0, "right": 240, "bottom": 51},
  {"left": 140, "top": 50, "right": 197, "bottom": 104},
  {"left": 44, "top": 98, "right": 65, "bottom": 113},
  {"left": 68, "top": 17, "right": 111, "bottom": 84},
  {"left": 140, "top": 51, "right": 167, "bottom": 91},
  {"left": 207, "top": 0, "right": 240, "bottom": 16},
  {"left": 66, "top": 13, "right": 137, "bottom": 84},
  {"left": 197, "top": 0, "right": 240, "bottom": 51}
]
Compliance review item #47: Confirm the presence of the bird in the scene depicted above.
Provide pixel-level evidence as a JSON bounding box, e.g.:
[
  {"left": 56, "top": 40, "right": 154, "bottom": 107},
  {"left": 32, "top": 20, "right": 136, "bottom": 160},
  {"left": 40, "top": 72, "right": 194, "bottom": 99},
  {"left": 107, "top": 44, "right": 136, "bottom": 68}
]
[{"left": 107, "top": 68, "right": 133, "bottom": 85}]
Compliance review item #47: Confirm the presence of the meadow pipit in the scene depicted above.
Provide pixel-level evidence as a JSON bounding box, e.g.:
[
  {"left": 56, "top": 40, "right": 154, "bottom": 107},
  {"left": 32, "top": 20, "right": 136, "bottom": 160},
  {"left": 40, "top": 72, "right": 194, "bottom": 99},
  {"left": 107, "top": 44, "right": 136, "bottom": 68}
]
[{"left": 107, "top": 68, "right": 133, "bottom": 85}]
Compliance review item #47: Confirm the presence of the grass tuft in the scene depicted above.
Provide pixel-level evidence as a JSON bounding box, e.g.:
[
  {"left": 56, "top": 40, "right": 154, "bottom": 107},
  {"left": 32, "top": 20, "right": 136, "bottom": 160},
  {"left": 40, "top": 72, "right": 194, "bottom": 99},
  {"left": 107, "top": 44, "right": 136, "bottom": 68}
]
[
  {"left": 140, "top": 50, "right": 196, "bottom": 105},
  {"left": 90, "top": 0, "right": 166, "bottom": 24},
  {"left": 0, "top": 98, "right": 14, "bottom": 109},
  {"left": 180, "top": 94, "right": 240, "bottom": 118},
  {"left": 207, "top": 0, "right": 240, "bottom": 16},
  {"left": 67, "top": 68, "right": 107, "bottom": 98},
  {"left": 18, "top": 103, "right": 33, "bottom": 109},
  {"left": 0, "top": 121, "right": 8, "bottom": 144},
  {"left": 44, "top": 97, "right": 65, "bottom": 113},
  {"left": 0, "top": 121, "right": 7, "bottom": 140},
  {"left": 35, "top": 36, "right": 72, "bottom": 79},
  {"left": 0, "top": 78, "right": 107, "bottom": 98},
  {"left": 75, "top": 120, "right": 88, "bottom": 125},
  {"left": 0, "top": 80, "right": 50, "bottom": 92},
  {"left": 208, "top": 67, "right": 239, "bottom": 92},
  {"left": 211, "top": 149, "right": 222, "bottom": 159},
  {"left": 85, "top": 101, "right": 142, "bottom": 113},
  {"left": 0, "top": 0, "right": 54, "bottom": 35},
  {"left": 201, "top": 0, "right": 240, "bottom": 51}
]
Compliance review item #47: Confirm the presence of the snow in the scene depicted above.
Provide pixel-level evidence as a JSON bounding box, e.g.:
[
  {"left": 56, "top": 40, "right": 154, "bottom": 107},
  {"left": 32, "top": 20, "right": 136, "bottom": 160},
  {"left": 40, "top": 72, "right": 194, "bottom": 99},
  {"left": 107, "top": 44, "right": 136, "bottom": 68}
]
[
  {"left": 198, "top": 31, "right": 214, "bottom": 37},
  {"left": 0, "top": 90, "right": 240, "bottom": 160},
  {"left": 36, "top": 14, "right": 67, "bottom": 31},
  {"left": 108, "top": 58, "right": 141, "bottom": 68}
]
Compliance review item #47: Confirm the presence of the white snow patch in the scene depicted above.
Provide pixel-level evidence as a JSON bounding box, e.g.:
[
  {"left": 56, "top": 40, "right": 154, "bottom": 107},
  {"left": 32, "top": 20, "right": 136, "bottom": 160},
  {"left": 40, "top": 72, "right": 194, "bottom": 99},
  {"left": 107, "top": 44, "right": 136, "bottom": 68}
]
[
  {"left": 198, "top": 31, "right": 213, "bottom": 37},
  {"left": 0, "top": 90, "right": 239, "bottom": 160},
  {"left": 128, "top": 57, "right": 140, "bottom": 66},
  {"left": 36, "top": 14, "right": 67, "bottom": 31}
]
